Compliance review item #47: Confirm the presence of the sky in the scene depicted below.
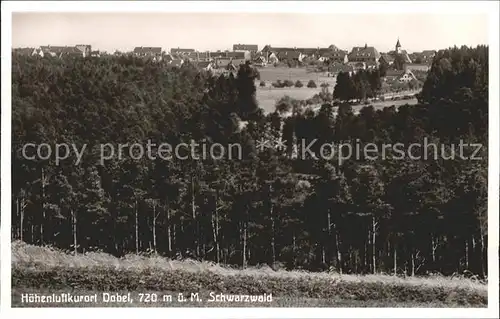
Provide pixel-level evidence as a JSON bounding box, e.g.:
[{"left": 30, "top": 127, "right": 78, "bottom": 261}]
[{"left": 12, "top": 12, "right": 489, "bottom": 53}]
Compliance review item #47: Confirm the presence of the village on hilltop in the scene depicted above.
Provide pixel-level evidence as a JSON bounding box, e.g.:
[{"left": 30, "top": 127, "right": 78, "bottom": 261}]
[{"left": 13, "top": 39, "right": 436, "bottom": 83}]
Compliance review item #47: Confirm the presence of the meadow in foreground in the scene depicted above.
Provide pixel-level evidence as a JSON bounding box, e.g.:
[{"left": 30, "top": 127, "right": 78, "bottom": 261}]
[{"left": 12, "top": 241, "right": 487, "bottom": 308}]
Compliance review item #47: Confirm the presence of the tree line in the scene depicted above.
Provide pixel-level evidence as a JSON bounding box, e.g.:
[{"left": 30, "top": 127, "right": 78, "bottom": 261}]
[
  {"left": 333, "top": 69, "right": 383, "bottom": 101},
  {"left": 12, "top": 45, "right": 488, "bottom": 277}
]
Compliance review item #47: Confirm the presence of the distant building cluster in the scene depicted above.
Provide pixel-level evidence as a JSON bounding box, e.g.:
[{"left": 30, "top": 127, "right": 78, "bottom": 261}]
[
  {"left": 13, "top": 39, "right": 435, "bottom": 79},
  {"left": 13, "top": 45, "right": 99, "bottom": 58}
]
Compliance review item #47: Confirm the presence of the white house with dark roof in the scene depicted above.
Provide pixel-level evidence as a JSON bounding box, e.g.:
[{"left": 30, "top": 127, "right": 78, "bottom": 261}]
[
  {"left": 227, "top": 51, "right": 251, "bottom": 61},
  {"left": 233, "top": 44, "right": 258, "bottom": 53},
  {"left": 34, "top": 45, "right": 87, "bottom": 58},
  {"left": 348, "top": 44, "right": 381, "bottom": 65},
  {"left": 209, "top": 51, "right": 227, "bottom": 60},
  {"left": 75, "top": 44, "right": 92, "bottom": 57},
  {"left": 384, "top": 69, "right": 417, "bottom": 83},
  {"left": 323, "top": 49, "right": 348, "bottom": 64},
  {"left": 170, "top": 48, "right": 196, "bottom": 57},
  {"left": 133, "top": 47, "right": 163, "bottom": 60},
  {"left": 215, "top": 57, "right": 243, "bottom": 69},
  {"left": 268, "top": 52, "right": 279, "bottom": 64},
  {"left": 379, "top": 53, "right": 395, "bottom": 66}
]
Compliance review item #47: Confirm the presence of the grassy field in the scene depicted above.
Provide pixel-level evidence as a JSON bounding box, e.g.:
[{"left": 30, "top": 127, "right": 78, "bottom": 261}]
[
  {"left": 257, "top": 87, "right": 418, "bottom": 114},
  {"left": 257, "top": 66, "right": 335, "bottom": 86},
  {"left": 254, "top": 66, "right": 419, "bottom": 114},
  {"left": 256, "top": 87, "right": 322, "bottom": 113},
  {"left": 12, "top": 241, "right": 487, "bottom": 308},
  {"left": 256, "top": 67, "right": 336, "bottom": 113}
]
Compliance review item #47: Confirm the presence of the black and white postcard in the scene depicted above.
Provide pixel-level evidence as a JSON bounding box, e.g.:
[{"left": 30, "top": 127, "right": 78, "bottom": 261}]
[{"left": 1, "top": 1, "right": 499, "bottom": 318}]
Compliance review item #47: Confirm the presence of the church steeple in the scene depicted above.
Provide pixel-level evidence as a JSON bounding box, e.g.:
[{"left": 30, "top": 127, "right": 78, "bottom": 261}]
[{"left": 395, "top": 38, "right": 401, "bottom": 53}]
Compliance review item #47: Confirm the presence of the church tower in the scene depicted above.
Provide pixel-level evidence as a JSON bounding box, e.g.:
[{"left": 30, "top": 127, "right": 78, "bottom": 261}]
[{"left": 395, "top": 38, "right": 402, "bottom": 54}]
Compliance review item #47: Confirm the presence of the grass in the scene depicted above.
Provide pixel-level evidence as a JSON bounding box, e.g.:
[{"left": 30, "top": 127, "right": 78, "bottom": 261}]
[
  {"left": 12, "top": 241, "right": 487, "bottom": 308},
  {"left": 258, "top": 66, "right": 335, "bottom": 86},
  {"left": 256, "top": 87, "right": 321, "bottom": 113},
  {"left": 256, "top": 67, "right": 336, "bottom": 113},
  {"left": 255, "top": 67, "right": 420, "bottom": 114}
]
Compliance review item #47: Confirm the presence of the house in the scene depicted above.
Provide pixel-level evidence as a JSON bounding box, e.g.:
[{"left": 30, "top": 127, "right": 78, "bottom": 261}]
[
  {"left": 37, "top": 46, "right": 57, "bottom": 57},
  {"left": 296, "top": 48, "right": 319, "bottom": 57},
  {"left": 277, "top": 50, "right": 304, "bottom": 63},
  {"left": 420, "top": 50, "right": 436, "bottom": 63},
  {"left": 182, "top": 51, "right": 211, "bottom": 61},
  {"left": 323, "top": 49, "right": 348, "bottom": 64},
  {"left": 170, "top": 48, "right": 196, "bottom": 57},
  {"left": 209, "top": 51, "right": 227, "bottom": 59},
  {"left": 215, "top": 57, "right": 245, "bottom": 69},
  {"left": 316, "top": 45, "right": 340, "bottom": 57},
  {"left": 32, "top": 46, "right": 47, "bottom": 57},
  {"left": 61, "top": 46, "right": 87, "bottom": 58},
  {"left": 227, "top": 51, "right": 251, "bottom": 61},
  {"left": 90, "top": 50, "right": 101, "bottom": 57},
  {"left": 384, "top": 69, "right": 417, "bottom": 83},
  {"left": 263, "top": 46, "right": 336, "bottom": 61},
  {"left": 36, "top": 45, "right": 86, "bottom": 58},
  {"left": 384, "top": 70, "right": 404, "bottom": 82},
  {"left": 197, "top": 51, "right": 211, "bottom": 61},
  {"left": 233, "top": 44, "right": 258, "bottom": 53},
  {"left": 399, "top": 70, "right": 417, "bottom": 82},
  {"left": 75, "top": 44, "right": 92, "bottom": 57},
  {"left": 261, "top": 45, "right": 295, "bottom": 61},
  {"left": 185, "top": 51, "right": 199, "bottom": 61},
  {"left": 379, "top": 54, "right": 395, "bottom": 66},
  {"left": 32, "top": 47, "right": 42, "bottom": 57},
  {"left": 34, "top": 45, "right": 78, "bottom": 58},
  {"left": 213, "top": 60, "right": 238, "bottom": 77},
  {"left": 211, "top": 52, "right": 248, "bottom": 67},
  {"left": 268, "top": 52, "right": 279, "bottom": 64},
  {"left": 133, "top": 47, "right": 163, "bottom": 60},
  {"left": 253, "top": 55, "right": 267, "bottom": 67},
  {"left": 348, "top": 44, "right": 380, "bottom": 65},
  {"left": 261, "top": 45, "right": 273, "bottom": 55}
]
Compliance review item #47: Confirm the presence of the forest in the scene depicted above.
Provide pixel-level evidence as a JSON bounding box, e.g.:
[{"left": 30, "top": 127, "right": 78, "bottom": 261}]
[{"left": 11, "top": 45, "right": 488, "bottom": 277}]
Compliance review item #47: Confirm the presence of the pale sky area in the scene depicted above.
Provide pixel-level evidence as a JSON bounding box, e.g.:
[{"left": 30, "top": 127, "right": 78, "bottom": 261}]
[{"left": 12, "top": 13, "right": 489, "bottom": 53}]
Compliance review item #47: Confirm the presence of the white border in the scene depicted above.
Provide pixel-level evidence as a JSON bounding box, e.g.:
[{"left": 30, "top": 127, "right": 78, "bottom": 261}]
[{"left": 1, "top": 1, "right": 499, "bottom": 318}]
